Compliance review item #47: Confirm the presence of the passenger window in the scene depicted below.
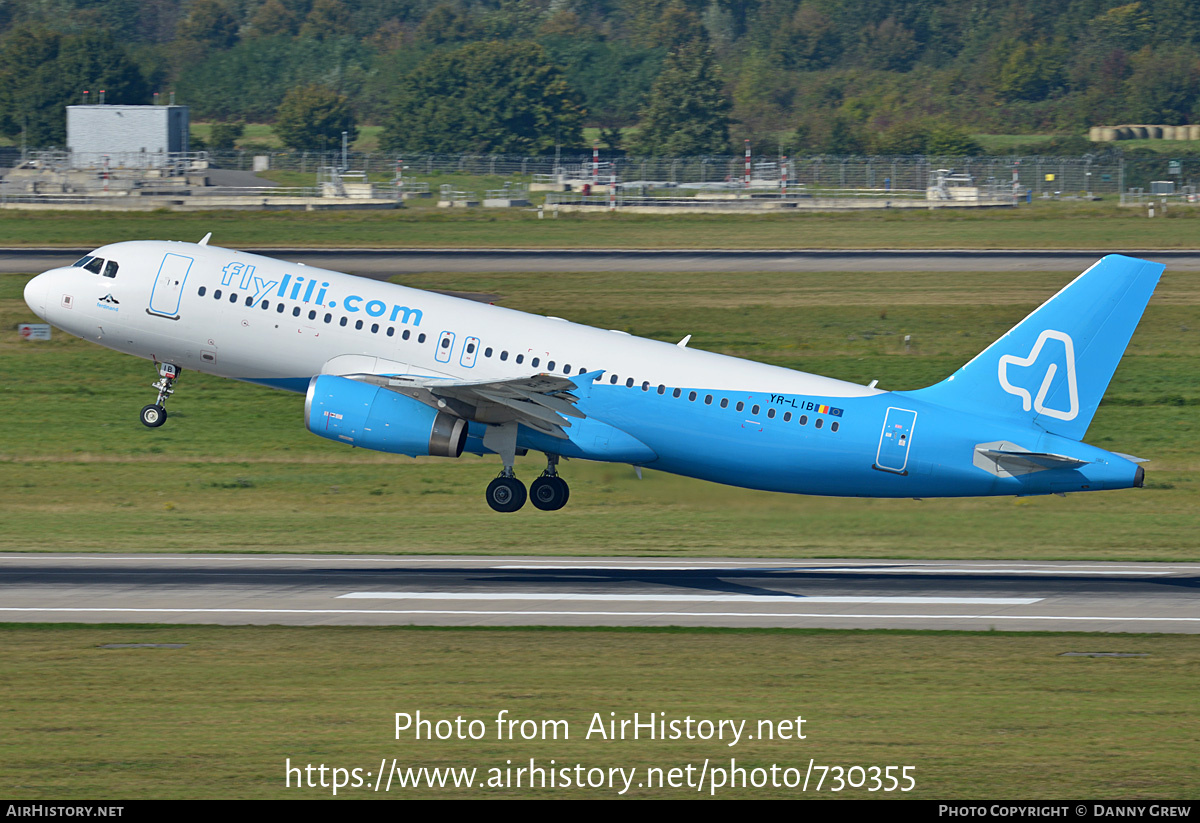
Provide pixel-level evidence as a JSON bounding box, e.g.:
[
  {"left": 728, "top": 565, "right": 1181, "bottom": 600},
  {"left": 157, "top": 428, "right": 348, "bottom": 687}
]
[
  {"left": 292, "top": 306, "right": 301, "bottom": 316},
  {"left": 751, "top": 405, "right": 760, "bottom": 415},
  {"left": 720, "top": 398, "right": 728, "bottom": 409},
  {"left": 625, "top": 378, "right": 634, "bottom": 387},
  {"left": 815, "top": 418, "right": 823, "bottom": 429},
  {"left": 371, "top": 323, "right": 379, "bottom": 333},
  {"left": 198, "top": 286, "right": 206, "bottom": 297},
  {"left": 831, "top": 421, "right": 839, "bottom": 432},
  {"left": 500, "top": 351, "right": 508, "bottom": 361},
  {"left": 277, "top": 303, "right": 285, "bottom": 313},
  {"left": 736, "top": 401, "right": 744, "bottom": 412},
  {"left": 610, "top": 375, "right": 618, "bottom": 384},
  {"left": 642, "top": 382, "right": 649, "bottom": 391},
  {"left": 325, "top": 314, "right": 333, "bottom": 323},
  {"left": 403, "top": 330, "right": 411, "bottom": 340},
  {"left": 548, "top": 361, "right": 556, "bottom": 371},
  {"left": 784, "top": 412, "right": 791, "bottom": 422},
  {"left": 262, "top": 301, "right": 270, "bottom": 310},
  {"left": 799, "top": 415, "right": 808, "bottom": 425},
  {"left": 532, "top": 358, "right": 540, "bottom": 367},
  {"left": 387, "top": 327, "right": 394, "bottom": 336},
  {"left": 672, "top": 388, "right": 681, "bottom": 398},
  {"left": 657, "top": 385, "right": 665, "bottom": 395},
  {"left": 485, "top": 347, "right": 493, "bottom": 357},
  {"left": 83, "top": 257, "right": 105, "bottom": 275},
  {"left": 767, "top": 408, "right": 776, "bottom": 419},
  {"left": 309, "top": 310, "right": 318, "bottom": 320},
  {"left": 516, "top": 354, "right": 525, "bottom": 364},
  {"left": 355, "top": 319, "right": 363, "bottom": 330},
  {"left": 704, "top": 395, "right": 712, "bottom": 405},
  {"left": 339, "top": 317, "right": 347, "bottom": 326},
  {"left": 418, "top": 333, "right": 427, "bottom": 343},
  {"left": 441, "top": 337, "right": 451, "bottom": 348},
  {"left": 244, "top": 297, "right": 253, "bottom": 306},
  {"left": 564, "top": 364, "right": 571, "bottom": 373},
  {"left": 230, "top": 293, "right": 238, "bottom": 303},
  {"left": 214, "top": 289, "right": 222, "bottom": 299},
  {"left": 102, "top": 260, "right": 118, "bottom": 278},
  {"left": 688, "top": 391, "right": 697, "bottom": 402}
]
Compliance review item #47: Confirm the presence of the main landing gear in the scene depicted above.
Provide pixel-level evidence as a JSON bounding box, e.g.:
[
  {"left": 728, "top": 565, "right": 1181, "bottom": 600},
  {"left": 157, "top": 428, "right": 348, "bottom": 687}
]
[
  {"left": 140, "top": 362, "right": 180, "bottom": 428},
  {"left": 530, "top": 453, "right": 569, "bottom": 512},
  {"left": 481, "top": 432, "right": 570, "bottom": 513}
]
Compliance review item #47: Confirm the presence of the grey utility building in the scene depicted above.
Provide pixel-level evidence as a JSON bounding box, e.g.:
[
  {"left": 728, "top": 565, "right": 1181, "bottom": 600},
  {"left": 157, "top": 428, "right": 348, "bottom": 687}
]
[{"left": 66, "top": 104, "right": 189, "bottom": 168}]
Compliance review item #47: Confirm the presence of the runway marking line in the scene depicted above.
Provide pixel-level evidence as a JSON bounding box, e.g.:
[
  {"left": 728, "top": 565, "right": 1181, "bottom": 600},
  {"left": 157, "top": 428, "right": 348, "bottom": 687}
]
[
  {"left": 2, "top": 608, "right": 1198, "bottom": 623},
  {"left": 337, "top": 592, "right": 1043, "bottom": 605}
]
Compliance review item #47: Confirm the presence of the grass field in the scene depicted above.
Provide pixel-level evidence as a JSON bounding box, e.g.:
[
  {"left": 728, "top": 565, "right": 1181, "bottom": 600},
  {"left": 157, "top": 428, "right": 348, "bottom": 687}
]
[
  {"left": 3, "top": 266, "right": 1197, "bottom": 558},
  {"left": 1, "top": 624, "right": 1195, "bottom": 799},
  {"left": 3, "top": 200, "right": 1200, "bottom": 249}
]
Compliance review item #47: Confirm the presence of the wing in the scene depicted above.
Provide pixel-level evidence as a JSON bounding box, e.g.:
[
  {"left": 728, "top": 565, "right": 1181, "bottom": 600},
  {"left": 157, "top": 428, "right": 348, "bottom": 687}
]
[{"left": 345, "top": 372, "right": 588, "bottom": 439}]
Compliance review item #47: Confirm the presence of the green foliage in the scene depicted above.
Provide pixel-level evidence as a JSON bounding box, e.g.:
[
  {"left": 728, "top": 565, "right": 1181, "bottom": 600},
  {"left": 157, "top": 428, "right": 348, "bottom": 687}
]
[
  {"left": 208, "top": 121, "right": 245, "bottom": 150},
  {"left": 175, "top": 0, "right": 240, "bottom": 50},
  {"left": 540, "top": 36, "right": 665, "bottom": 126},
  {"left": 175, "top": 35, "right": 370, "bottom": 121},
  {"left": 381, "top": 41, "right": 584, "bottom": 154},
  {"left": 0, "top": 27, "right": 148, "bottom": 146},
  {"left": 629, "top": 41, "right": 731, "bottom": 156},
  {"left": 995, "top": 40, "right": 1068, "bottom": 103},
  {"left": 274, "top": 83, "right": 358, "bottom": 151}
]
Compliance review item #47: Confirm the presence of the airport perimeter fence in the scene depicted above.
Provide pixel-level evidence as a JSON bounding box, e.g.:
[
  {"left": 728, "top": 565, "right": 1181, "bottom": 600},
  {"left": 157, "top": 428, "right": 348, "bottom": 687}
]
[
  {"left": 7, "top": 146, "right": 1193, "bottom": 199},
  {"left": 203, "top": 150, "right": 1132, "bottom": 195}
]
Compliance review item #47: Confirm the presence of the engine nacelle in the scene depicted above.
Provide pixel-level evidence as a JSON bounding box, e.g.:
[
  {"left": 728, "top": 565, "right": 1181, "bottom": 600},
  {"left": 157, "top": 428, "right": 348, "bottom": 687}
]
[{"left": 305, "top": 375, "right": 467, "bottom": 457}]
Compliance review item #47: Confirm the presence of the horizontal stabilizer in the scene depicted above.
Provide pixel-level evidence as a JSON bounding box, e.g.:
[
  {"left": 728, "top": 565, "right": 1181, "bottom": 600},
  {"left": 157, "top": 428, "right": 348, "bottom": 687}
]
[{"left": 977, "top": 448, "right": 1090, "bottom": 471}]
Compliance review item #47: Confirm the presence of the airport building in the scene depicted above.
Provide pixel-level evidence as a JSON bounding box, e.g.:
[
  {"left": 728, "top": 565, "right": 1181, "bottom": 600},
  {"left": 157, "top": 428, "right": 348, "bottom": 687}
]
[{"left": 66, "top": 103, "right": 189, "bottom": 168}]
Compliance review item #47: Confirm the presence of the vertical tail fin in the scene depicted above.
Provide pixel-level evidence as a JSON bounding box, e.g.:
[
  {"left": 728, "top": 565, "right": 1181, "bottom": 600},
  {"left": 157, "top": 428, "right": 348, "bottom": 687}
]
[{"left": 905, "top": 254, "right": 1163, "bottom": 441}]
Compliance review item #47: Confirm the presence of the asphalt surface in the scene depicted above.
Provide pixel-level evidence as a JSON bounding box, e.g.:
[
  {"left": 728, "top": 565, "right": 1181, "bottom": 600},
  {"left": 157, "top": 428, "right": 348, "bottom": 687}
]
[
  {"left": 2, "top": 554, "right": 1196, "bottom": 633},
  {"left": 7, "top": 248, "right": 1200, "bottom": 277}
]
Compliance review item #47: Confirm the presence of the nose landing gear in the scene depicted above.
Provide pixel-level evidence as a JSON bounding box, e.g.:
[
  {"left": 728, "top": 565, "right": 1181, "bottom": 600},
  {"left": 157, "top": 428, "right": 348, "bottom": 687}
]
[{"left": 140, "top": 362, "right": 180, "bottom": 428}]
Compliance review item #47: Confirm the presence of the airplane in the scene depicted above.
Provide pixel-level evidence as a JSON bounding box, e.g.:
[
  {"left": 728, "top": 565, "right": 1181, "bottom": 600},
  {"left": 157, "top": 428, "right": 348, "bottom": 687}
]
[{"left": 22, "top": 239, "right": 1162, "bottom": 512}]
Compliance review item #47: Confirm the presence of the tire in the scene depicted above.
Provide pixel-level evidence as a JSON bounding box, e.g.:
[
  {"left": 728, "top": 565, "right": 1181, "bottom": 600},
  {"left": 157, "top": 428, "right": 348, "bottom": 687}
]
[
  {"left": 530, "top": 476, "right": 569, "bottom": 511},
  {"left": 486, "top": 476, "right": 527, "bottom": 512},
  {"left": 140, "top": 404, "right": 167, "bottom": 428}
]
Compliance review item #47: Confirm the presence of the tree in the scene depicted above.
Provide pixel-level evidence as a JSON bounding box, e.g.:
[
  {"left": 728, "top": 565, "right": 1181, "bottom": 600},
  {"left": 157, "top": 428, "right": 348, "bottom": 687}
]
[
  {"left": 629, "top": 41, "right": 730, "bottom": 156},
  {"left": 0, "top": 28, "right": 148, "bottom": 146},
  {"left": 209, "top": 121, "right": 245, "bottom": 149},
  {"left": 176, "top": 0, "right": 240, "bottom": 50},
  {"left": 299, "top": 0, "right": 355, "bottom": 41},
  {"left": 274, "top": 84, "right": 358, "bottom": 151},
  {"left": 381, "top": 41, "right": 584, "bottom": 154}
]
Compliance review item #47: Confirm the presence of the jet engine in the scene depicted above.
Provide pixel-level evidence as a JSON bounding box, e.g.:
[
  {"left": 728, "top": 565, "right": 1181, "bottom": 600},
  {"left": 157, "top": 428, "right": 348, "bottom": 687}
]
[{"left": 305, "top": 375, "right": 467, "bottom": 457}]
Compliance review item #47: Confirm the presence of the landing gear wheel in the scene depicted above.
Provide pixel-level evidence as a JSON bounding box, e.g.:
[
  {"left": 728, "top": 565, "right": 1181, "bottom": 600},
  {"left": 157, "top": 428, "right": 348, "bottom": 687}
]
[
  {"left": 140, "top": 404, "right": 167, "bottom": 428},
  {"left": 530, "top": 475, "right": 570, "bottom": 511},
  {"left": 486, "top": 476, "right": 527, "bottom": 513}
]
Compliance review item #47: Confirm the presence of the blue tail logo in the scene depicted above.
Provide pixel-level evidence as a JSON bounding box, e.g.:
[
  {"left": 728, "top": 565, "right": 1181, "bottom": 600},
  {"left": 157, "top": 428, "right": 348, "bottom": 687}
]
[
  {"left": 997, "top": 329, "right": 1078, "bottom": 421},
  {"left": 904, "top": 254, "right": 1164, "bottom": 441}
]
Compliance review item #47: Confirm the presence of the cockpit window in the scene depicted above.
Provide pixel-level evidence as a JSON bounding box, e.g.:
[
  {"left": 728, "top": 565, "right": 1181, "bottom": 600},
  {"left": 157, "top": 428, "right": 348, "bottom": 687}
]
[
  {"left": 83, "top": 257, "right": 105, "bottom": 275},
  {"left": 72, "top": 256, "right": 94, "bottom": 268},
  {"left": 102, "top": 260, "right": 118, "bottom": 278}
]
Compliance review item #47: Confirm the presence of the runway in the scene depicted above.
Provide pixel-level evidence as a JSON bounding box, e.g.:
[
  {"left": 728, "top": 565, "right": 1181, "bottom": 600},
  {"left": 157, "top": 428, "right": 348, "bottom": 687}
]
[
  {"left": 6, "top": 248, "right": 1200, "bottom": 276},
  {"left": 2, "top": 554, "right": 1197, "bottom": 633}
]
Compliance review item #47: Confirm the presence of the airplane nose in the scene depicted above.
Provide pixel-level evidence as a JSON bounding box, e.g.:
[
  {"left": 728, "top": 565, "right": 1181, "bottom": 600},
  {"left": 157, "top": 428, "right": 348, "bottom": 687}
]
[{"left": 24, "top": 273, "right": 48, "bottom": 319}]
